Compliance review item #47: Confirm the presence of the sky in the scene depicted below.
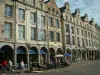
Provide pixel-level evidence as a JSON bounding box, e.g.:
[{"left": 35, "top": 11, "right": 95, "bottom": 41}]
[{"left": 45, "top": 0, "right": 100, "bottom": 25}]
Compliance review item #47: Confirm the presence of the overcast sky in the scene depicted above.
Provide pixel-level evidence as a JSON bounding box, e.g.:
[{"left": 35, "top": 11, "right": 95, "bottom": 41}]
[{"left": 45, "top": 0, "right": 100, "bottom": 25}]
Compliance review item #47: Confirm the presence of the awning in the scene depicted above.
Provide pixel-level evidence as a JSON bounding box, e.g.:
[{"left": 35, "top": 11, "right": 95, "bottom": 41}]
[
  {"left": 40, "top": 50, "right": 45, "bottom": 54},
  {"left": 64, "top": 54, "right": 71, "bottom": 56},
  {"left": 29, "top": 50, "right": 36, "bottom": 54},
  {"left": 54, "top": 54, "right": 63, "bottom": 57},
  {"left": 16, "top": 50, "right": 25, "bottom": 54}
]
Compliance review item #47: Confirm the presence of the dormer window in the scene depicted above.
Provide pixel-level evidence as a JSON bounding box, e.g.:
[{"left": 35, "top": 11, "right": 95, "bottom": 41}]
[
  {"left": 48, "top": 8, "right": 50, "bottom": 11},
  {"left": 52, "top": 8, "right": 55, "bottom": 12},
  {"left": 40, "top": 4, "right": 43, "bottom": 9},
  {"left": 66, "top": 16, "right": 68, "bottom": 20},
  {"left": 70, "top": 17, "right": 72, "bottom": 22},
  {"left": 56, "top": 11, "right": 58, "bottom": 14}
]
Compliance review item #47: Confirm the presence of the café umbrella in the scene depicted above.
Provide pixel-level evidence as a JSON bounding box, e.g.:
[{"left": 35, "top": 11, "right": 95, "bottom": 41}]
[
  {"left": 64, "top": 54, "right": 71, "bottom": 57},
  {"left": 54, "top": 54, "right": 64, "bottom": 57}
]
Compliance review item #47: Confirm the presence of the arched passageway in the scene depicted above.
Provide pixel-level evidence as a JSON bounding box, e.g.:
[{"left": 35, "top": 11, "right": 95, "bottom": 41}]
[
  {"left": 49, "top": 48, "right": 55, "bottom": 63},
  {"left": 72, "top": 49, "right": 76, "bottom": 62},
  {"left": 0, "top": 45, "right": 13, "bottom": 61},
  {"left": 77, "top": 49, "right": 81, "bottom": 60},
  {"left": 29, "top": 47, "right": 38, "bottom": 62},
  {"left": 16, "top": 46, "right": 27, "bottom": 64},
  {"left": 40, "top": 47, "right": 48, "bottom": 64}
]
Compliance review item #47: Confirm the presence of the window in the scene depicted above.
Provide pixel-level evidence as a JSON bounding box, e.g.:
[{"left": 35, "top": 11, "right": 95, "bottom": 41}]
[
  {"left": 49, "top": 17, "right": 53, "bottom": 26},
  {"left": 27, "top": 0, "right": 35, "bottom": 6},
  {"left": 72, "top": 36, "right": 75, "bottom": 45},
  {"left": 66, "top": 35, "right": 70, "bottom": 44},
  {"left": 40, "top": 29, "right": 46, "bottom": 41},
  {"left": 18, "top": 25, "right": 25, "bottom": 40},
  {"left": 86, "top": 39, "right": 88, "bottom": 46},
  {"left": 18, "top": 8, "right": 25, "bottom": 20},
  {"left": 31, "top": 27, "right": 36, "bottom": 40},
  {"left": 89, "top": 40, "right": 91, "bottom": 46},
  {"left": 66, "top": 24, "right": 69, "bottom": 32},
  {"left": 70, "top": 17, "right": 72, "bottom": 21},
  {"left": 55, "top": 19, "right": 59, "bottom": 28},
  {"left": 49, "top": 31, "right": 54, "bottom": 41},
  {"left": 71, "top": 26, "right": 74, "bottom": 34},
  {"left": 56, "top": 11, "right": 58, "bottom": 14},
  {"left": 4, "top": 23, "right": 12, "bottom": 39},
  {"left": 56, "top": 32, "right": 60, "bottom": 42},
  {"left": 30, "top": 12, "right": 36, "bottom": 24},
  {"left": 40, "top": 4, "right": 43, "bottom": 9},
  {"left": 41, "top": 15, "right": 45, "bottom": 26},
  {"left": 77, "top": 37, "right": 80, "bottom": 47},
  {"left": 52, "top": 8, "right": 55, "bottom": 12},
  {"left": 66, "top": 16, "right": 68, "bottom": 20},
  {"left": 85, "top": 31, "right": 87, "bottom": 37},
  {"left": 82, "top": 38, "right": 84, "bottom": 47},
  {"left": 5, "top": 5, "right": 12, "bottom": 17},
  {"left": 81, "top": 30, "right": 83, "bottom": 36},
  {"left": 77, "top": 28, "right": 79, "bottom": 35}
]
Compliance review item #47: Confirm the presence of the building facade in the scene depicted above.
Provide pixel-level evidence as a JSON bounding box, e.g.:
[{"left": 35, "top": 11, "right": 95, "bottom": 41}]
[
  {"left": 60, "top": 2, "right": 100, "bottom": 62},
  {"left": 0, "top": 0, "right": 100, "bottom": 66}
]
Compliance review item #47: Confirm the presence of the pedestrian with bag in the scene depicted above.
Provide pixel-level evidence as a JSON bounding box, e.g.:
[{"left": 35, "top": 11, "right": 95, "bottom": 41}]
[{"left": 8, "top": 59, "right": 12, "bottom": 72}]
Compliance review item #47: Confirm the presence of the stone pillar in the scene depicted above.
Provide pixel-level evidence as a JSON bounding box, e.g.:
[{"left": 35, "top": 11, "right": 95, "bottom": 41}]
[
  {"left": 38, "top": 54, "right": 40, "bottom": 64},
  {"left": 47, "top": 52, "right": 50, "bottom": 63},
  {"left": 13, "top": 53, "right": 17, "bottom": 66},
  {"left": 27, "top": 54, "right": 29, "bottom": 68}
]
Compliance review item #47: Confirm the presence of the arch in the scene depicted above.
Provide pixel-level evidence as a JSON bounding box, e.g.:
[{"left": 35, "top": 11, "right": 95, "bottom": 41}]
[
  {"left": 49, "top": 47, "right": 55, "bottom": 63},
  {"left": 56, "top": 48, "right": 63, "bottom": 54},
  {"left": 82, "top": 50, "right": 86, "bottom": 60},
  {"left": 0, "top": 45, "right": 13, "bottom": 60},
  {"left": 77, "top": 49, "right": 81, "bottom": 60},
  {"left": 40, "top": 47, "right": 48, "bottom": 63},
  {"left": 72, "top": 49, "right": 77, "bottom": 62},
  {"left": 29, "top": 46, "right": 38, "bottom": 62},
  {"left": 16, "top": 46, "right": 27, "bottom": 64},
  {"left": 66, "top": 48, "right": 71, "bottom": 54}
]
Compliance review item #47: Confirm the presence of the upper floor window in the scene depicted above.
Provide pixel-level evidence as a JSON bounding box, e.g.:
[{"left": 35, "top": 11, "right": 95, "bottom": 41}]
[
  {"left": 18, "top": 8, "right": 25, "bottom": 20},
  {"left": 56, "top": 11, "right": 58, "bottom": 14},
  {"left": 81, "top": 30, "right": 83, "bottom": 36},
  {"left": 72, "top": 36, "right": 75, "bottom": 45},
  {"left": 77, "top": 37, "right": 80, "bottom": 47},
  {"left": 30, "top": 12, "right": 36, "bottom": 24},
  {"left": 49, "top": 17, "right": 53, "bottom": 26},
  {"left": 40, "top": 29, "right": 46, "bottom": 41},
  {"left": 55, "top": 19, "right": 59, "bottom": 28},
  {"left": 71, "top": 26, "right": 74, "bottom": 34},
  {"left": 52, "top": 8, "right": 55, "bottom": 12},
  {"left": 40, "top": 4, "right": 43, "bottom": 9},
  {"left": 85, "top": 31, "right": 87, "bottom": 37},
  {"left": 66, "top": 35, "right": 70, "bottom": 44},
  {"left": 70, "top": 17, "right": 72, "bottom": 22},
  {"left": 66, "top": 24, "right": 69, "bottom": 32},
  {"left": 66, "top": 16, "right": 68, "bottom": 20},
  {"left": 5, "top": 5, "right": 12, "bottom": 17},
  {"left": 18, "top": 25, "right": 25, "bottom": 40},
  {"left": 31, "top": 27, "right": 36, "bottom": 40},
  {"left": 27, "top": 0, "right": 35, "bottom": 6},
  {"left": 41, "top": 15, "right": 45, "bottom": 26},
  {"left": 77, "top": 28, "right": 79, "bottom": 35},
  {"left": 4, "top": 23, "right": 12, "bottom": 39},
  {"left": 49, "top": 31, "right": 54, "bottom": 41},
  {"left": 56, "top": 32, "right": 60, "bottom": 42}
]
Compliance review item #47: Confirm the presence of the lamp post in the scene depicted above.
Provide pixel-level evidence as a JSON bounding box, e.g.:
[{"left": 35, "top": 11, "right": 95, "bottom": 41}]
[{"left": 12, "top": 0, "right": 18, "bottom": 66}]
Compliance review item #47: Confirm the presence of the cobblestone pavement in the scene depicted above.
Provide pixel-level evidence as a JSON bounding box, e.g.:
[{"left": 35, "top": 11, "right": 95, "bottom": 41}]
[{"left": 0, "top": 60, "right": 99, "bottom": 75}]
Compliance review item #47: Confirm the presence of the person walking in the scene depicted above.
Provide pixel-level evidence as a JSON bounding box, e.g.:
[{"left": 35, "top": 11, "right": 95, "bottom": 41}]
[
  {"left": 20, "top": 60, "right": 25, "bottom": 74},
  {"left": 8, "top": 59, "right": 12, "bottom": 72},
  {"left": 2, "top": 59, "right": 7, "bottom": 72}
]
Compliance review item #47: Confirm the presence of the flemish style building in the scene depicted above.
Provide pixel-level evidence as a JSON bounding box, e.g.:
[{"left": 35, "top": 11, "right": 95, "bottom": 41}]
[{"left": 0, "top": 0, "right": 100, "bottom": 66}]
